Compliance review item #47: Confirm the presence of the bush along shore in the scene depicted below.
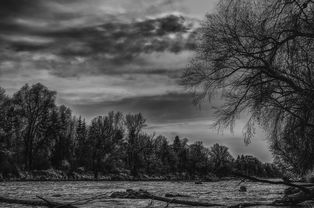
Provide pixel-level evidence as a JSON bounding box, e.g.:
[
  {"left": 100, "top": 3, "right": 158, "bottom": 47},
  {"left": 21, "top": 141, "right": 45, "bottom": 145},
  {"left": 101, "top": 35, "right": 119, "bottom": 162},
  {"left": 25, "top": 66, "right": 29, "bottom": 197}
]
[
  {"left": 1, "top": 147, "right": 279, "bottom": 182},
  {"left": 0, "top": 145, "right": 281, "bottom": 182}
]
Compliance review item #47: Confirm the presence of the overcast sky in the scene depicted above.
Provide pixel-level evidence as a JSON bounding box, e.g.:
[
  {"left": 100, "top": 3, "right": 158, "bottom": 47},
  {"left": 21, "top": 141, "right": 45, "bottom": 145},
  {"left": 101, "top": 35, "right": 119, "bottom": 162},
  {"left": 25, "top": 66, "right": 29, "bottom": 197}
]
[{"left": 0, "top": 0, "right": 272, "bottom": 162}]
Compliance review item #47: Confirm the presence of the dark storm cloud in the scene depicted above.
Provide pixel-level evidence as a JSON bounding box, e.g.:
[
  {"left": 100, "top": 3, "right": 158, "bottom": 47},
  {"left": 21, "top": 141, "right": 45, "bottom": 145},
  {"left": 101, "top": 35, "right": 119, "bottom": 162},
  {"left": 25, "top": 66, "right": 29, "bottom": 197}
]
[
  {"left": 8, "top": 42, "right": 53, "bottom": 52},
  {"left": 0, "top": 0, "right": 40, "bottom": 19},
  {"left": 48, "top": 15, "right": 195, "bottom": 59},
  {"left": 0, "top": 0, "right": 200, "bottom": 78},
  {"left": 0, "top": 0, "right": 203, "bottom": 83},
  {"left": 2, "top": 14, "right": 198, "bottom": 54}
]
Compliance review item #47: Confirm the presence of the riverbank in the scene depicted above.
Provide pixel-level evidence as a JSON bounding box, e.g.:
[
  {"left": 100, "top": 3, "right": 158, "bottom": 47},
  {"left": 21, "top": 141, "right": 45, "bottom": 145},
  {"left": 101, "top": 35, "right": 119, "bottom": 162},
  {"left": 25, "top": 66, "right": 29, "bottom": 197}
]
[{"left": 1, "top": 168, "right": 226, "bottom": 182}]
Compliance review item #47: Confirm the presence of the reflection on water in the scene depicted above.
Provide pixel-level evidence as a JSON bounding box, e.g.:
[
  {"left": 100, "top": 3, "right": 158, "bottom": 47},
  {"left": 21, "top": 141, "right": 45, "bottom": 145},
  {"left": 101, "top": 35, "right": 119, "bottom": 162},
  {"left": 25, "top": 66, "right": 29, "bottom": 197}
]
[{"left": 0, "top": 180, "right": 287, "bottom": 207}]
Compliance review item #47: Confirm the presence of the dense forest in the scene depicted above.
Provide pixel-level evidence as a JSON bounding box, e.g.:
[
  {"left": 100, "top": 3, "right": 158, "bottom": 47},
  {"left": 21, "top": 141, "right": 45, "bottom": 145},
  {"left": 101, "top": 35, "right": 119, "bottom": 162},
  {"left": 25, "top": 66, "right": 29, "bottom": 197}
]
[{"left": 0, "top": 83, "right": 280, "bottom": 180}]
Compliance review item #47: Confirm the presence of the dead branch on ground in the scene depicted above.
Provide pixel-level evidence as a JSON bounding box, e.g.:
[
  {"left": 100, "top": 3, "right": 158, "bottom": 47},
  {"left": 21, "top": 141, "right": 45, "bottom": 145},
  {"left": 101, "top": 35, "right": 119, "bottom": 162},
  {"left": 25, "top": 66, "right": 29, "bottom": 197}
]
[{"left": 0, "top": 196, "right": 78, "bottom": 208}]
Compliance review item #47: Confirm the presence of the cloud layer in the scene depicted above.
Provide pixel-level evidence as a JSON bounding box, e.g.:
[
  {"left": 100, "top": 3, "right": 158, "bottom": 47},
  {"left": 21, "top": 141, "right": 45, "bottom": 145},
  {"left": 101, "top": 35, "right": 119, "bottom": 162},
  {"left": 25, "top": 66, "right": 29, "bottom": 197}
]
[
  {"left": 0, "top": 0, "right": 201, "bottom": 77},
  {"left": 0, "top": 0, "right": 272, "bottom": 161},
  {"left": 0, "top": 0, "right": 206, "bottom": 103}
]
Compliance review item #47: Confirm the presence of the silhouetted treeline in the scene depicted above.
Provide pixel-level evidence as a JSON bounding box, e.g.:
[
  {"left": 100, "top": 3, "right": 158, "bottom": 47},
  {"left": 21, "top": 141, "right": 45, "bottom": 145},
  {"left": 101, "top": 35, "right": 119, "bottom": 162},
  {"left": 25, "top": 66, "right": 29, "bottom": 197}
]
[{"left": 0, "top": 83, "right": 280, "bottom": 179}]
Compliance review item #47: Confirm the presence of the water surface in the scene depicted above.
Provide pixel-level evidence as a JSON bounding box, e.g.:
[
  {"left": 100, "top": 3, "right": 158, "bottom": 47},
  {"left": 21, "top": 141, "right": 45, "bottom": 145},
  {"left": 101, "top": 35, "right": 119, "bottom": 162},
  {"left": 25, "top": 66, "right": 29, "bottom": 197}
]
[{"left": 0, "top": 180, "right": 287, "bottom": 207}]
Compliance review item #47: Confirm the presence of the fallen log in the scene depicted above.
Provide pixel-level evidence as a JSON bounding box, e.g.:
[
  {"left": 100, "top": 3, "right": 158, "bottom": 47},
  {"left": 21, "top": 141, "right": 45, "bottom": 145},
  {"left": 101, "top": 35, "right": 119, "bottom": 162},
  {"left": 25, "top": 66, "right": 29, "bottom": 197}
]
[
  {"left": 110, "top": 189, "right": 223, "bottom": 206},
  {"left": 231, "top": 171, "right": 311, "bottom": 194},
  {"left": 227, "top": 202, "right": 303, "bottom": 208},
  {"left": 1, "top": 189, "right": 309, "bottom": 208},
  {"left": 232, "top": 172, "right": 314, "bottom": 206},
  {"left": 164, "top": 192, "right": 190, "bottom": 197},
  {"left": 276, "top": 188, "right": 314, "bottom": 205},
  {"left": 145, "top": 192, "right": 223, "bottom": 207},
  {"left": 110, "top": 189, "right": 304, "bottom": 207},
  {"left": 0, "top": 196, "right": 77, "bottom": 208},
  {"left": 146, "top": 194, "right": 302, "bottom": 207}
]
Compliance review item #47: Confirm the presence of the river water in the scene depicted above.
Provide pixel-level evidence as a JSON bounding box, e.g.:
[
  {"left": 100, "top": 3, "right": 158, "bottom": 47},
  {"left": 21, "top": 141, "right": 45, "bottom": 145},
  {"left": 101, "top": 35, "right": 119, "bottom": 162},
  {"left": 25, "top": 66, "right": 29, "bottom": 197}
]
[{"left": 0, "top": 180, "right": 289, "bottom": 207}]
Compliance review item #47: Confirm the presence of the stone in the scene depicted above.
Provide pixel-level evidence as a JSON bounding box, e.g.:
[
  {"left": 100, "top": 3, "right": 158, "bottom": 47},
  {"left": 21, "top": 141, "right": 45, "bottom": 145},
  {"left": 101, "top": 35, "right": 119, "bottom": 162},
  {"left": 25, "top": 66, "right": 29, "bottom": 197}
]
[{"left": 239, "top": 186, "right": 247, "bottom": 192}]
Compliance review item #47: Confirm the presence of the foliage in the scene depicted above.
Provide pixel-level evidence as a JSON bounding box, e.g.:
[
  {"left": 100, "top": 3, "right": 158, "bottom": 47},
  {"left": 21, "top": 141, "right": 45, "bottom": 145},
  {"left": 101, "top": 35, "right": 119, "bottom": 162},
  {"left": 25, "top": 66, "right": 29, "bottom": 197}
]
[
  {"left": 0, "top": 83, "right": 280, "bottom": 179},
  {"left": 209, "top": 143, "right": 234, "bottom": 177}
]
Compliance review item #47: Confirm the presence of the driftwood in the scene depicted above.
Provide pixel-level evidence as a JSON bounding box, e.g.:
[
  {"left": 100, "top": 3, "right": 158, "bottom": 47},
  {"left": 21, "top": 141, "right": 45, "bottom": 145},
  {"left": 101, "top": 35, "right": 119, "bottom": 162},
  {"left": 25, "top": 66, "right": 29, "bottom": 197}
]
[
  {"left": 145, "top": 192, "right": 223, "bottom": 207},
  {"left": 147, "top": 193, "right": 301, "bottom": 207},
  {"left": 110, "top": 189, "right": 223, "bottom": 206},
  {"left": 1, "top": 187, "right": 309, "bottom": 208},
  {"left": 232, "top": 172, "right": 314, "bottom": 206},
  {"left": 0, "top": 196, "right": 78, "bottom": 207},
  {"left": 109, "top": 189, "right": 303, "bottom": 207},
  {"left": 227, "top": 202, "right": 303, "bottom": 208},
  {"left": 232, "top": 172, "right": 312, "bottom": 194},
  {"left": 0, "top": 189, "right": 309, "bottom": 208},
  {"left": 2, "top": 173, "right": 314, "bottom": 208},
  {"left": 164, "top": 192, "right": 190, "bottom": 197}
]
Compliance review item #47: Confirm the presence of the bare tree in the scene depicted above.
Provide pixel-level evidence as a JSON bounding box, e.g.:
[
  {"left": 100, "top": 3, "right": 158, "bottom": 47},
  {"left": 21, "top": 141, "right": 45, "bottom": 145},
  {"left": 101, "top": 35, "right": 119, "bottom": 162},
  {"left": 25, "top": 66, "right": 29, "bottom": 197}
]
[
  {"left": 209, "top": 143, "right": 233, "bottom": 176},
  {"left": 89, "top": 112, "right": 125, "bottom": 178},
  {"left": 125, "top": 113, "right": 147, "bottom": 176},
  {"left": 12, "top": 83, "right": 56, "bottom": 170},
  {"left": 181, "top": 0, "right": 314, "bottom": 146}
]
